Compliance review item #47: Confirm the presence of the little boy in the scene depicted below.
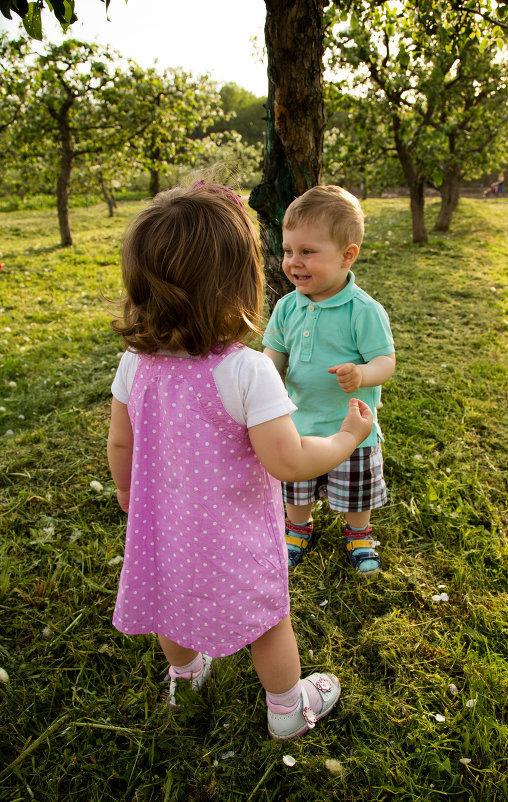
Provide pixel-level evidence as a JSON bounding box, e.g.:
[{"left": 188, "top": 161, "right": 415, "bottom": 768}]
[{"left": 263, "top": 185, "right": 395, "bottom": 574}]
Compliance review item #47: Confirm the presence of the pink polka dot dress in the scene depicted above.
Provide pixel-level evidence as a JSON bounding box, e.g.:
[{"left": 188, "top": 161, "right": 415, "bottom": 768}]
[{"left": 112, "top": 347, "right": 289, "bottom": 657}]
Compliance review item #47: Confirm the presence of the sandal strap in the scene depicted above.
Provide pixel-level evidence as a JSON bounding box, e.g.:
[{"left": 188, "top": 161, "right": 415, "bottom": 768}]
[
  {"left": 345, "top": 538, "right": 375, "bottom": 551},
  {"left": 286, "top": 534, "right": 311, "bottom": 549}
]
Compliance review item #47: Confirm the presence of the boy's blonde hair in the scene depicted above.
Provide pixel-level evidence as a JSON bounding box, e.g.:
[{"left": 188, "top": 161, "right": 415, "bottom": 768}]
[
  {"left": 283, "top": 185, "right": 364, "bottom": 248},
  {"left": 111, "top": 183, "right": 263, "bottom": 356}
]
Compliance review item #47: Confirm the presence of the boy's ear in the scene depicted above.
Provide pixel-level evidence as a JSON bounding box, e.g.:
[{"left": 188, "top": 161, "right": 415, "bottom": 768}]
[{"left": 342, "top": 243, "right": 359, "bottom": 267}]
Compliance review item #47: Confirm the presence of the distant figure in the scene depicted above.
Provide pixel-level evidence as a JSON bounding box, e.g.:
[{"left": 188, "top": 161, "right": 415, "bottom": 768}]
[{"left": 483, "top": 172, "right": 505, "bottom": 198}]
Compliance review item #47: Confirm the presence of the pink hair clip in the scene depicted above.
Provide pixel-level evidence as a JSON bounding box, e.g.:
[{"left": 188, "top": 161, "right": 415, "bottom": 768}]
[{"left": 192, "top": 180, "right": 245, "bottom": 209}]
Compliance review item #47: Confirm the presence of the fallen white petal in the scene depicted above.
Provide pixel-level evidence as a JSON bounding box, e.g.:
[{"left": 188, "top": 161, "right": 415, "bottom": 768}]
[
  {"left": 438, "top": 584, "right": 446, "bottom": 589},
  {"left": 440, "top": 592, "right": 449, "bottom": 602},
  {"left": 0, "top": 668, "right": 9, "bottom": 683},
  {"left": 213, "top": 760, "right": 219, "bottom": 767},
  {"left": 413, "top": 454, "right": 423, "bottom": 461},
  {"left": 325, "top": 758, "right": 342, "bottom": 775},
  {"left": 448, "top": 683, "right": 459, "bottom": 696},
  {"left": 459, "top": 757, "right": 472, "bottom": 765},
  {"left": 89, "top": 480, "right": 103, "bottom": 493},
  {"left": 466, "top": 699, "right": 477, "bottom": 708},
  {"left": 308, "top": 649, "right": 314, "bottom": 660},
  {"left": 221, "top": 751, "right": 234, "bottom": 760},
  {"left": 8, "top": 381, "right": 17, "bottom": 388},
  {"left": 108, "top": 555, "right": 123, "bottom": 566},
  {"left": 319, "top": 599, "right": 329, "bottom": 607},
  {"left": 435, "top": 713, "right": 446, "bottom": 722},
  {"left": 432, "top": 594, "right": 442, "bottom": 601},
  {"left": 5, "top": 430, "right": 14, "bottom": 437},
  {"left": 283, "top": 755, "right": 296, "bottom": 767},
  {"left": 42, "top": 626, "right": 52, "bottom": 638}
]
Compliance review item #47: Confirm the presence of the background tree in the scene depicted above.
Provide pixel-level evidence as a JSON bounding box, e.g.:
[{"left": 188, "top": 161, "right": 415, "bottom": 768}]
[
  {"left": 213, "top": 82, "right": 267, "bottom": 147},
  {"left": 326, "top": 0, "right": 508, "bottom": 242},
  {"left": 2, "top": 38, "right": 133, "bottom": 245},
  {"left": 250, "top": 0, "right": 327, "bottom": 309},
  {"left": 322, "top": 84, "right": 403, "bottom": 196},
  {"left": 124, "top": 65, "right": 227, "bottom": 197}
]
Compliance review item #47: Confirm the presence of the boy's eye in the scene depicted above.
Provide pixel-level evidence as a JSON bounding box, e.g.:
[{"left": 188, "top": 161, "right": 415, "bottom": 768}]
[
  {"left": 303, "top": 249, "right": 312, "bottom": 255},
  {"left": 283, "top": 249, "right": 292, "bottom": 256}
]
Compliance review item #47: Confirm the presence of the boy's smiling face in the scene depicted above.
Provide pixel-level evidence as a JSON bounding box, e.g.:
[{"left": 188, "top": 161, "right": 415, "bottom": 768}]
[{"left": 282, "top": 222, "right": 358, "bottom": 302}]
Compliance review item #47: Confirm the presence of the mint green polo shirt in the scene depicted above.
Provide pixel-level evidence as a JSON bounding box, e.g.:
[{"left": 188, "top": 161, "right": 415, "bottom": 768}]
[{"left": 262, "top": 271, "right": 394, "bottom": 446}]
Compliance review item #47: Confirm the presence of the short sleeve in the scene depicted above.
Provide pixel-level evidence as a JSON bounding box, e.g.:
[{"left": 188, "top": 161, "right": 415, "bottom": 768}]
[
  {"left": 213, "top": 348, "right": 296, "bottom": 427},
  {"left": 353, "top": 301, "right": 394, "bottom": 362},
  {"left": 111, "top": 350, "right": 139, "bottom": 403},
  {"left": 262, "top": 300, "right": 289, "bottom": 354}
]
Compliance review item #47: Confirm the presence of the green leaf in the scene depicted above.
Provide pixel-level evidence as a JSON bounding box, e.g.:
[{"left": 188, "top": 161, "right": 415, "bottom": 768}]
[{"left": 22, "top": 3, "right": 42, "bottom": 40}]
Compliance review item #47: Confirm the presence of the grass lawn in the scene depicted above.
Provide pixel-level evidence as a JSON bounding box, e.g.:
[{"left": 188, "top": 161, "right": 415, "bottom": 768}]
[{"left": 0, "top": 196, "right": 507, "bottom": 801}]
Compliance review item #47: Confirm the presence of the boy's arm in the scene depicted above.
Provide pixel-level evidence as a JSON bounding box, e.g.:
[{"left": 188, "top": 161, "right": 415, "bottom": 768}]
[
  {"left": 264, "top": 347, "right": 289, "bottom": 376},
  {"left": 248, "top": 398, "right": 373, "bottom": 482},
  {"left": 107, "top": 397, "right": 133, "bottom": 512},
  {"left": 328, "top": 353, "right": 395, "bottom": 394}
]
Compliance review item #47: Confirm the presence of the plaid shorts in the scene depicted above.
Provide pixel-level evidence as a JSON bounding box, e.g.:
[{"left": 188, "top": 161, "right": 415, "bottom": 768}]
[{"left": 283, "top": 443, "right": 387, "bottom": 513}]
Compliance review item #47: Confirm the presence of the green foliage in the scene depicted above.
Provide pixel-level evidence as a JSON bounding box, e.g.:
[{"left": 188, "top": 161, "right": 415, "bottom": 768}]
[
  {"left": 0, "top": 197, "right": 507, "bottom": 799},
  {"left": 215, "top": 82, "right": 267, "bottom": 147},
  {"left": 325, "top": 0, "right": 508, "bottom": 231}
]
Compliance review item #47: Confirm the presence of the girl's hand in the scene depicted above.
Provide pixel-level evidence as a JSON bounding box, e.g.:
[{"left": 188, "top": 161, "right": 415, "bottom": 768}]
[
  {"left": 339, "top": 398, "right": 373, "bottom": 445},
  {"left": 116, "top": 488, "right": 130, "bottom": 513},
  {"left": 328, "top": 362, "right": 363, "bottom": 393}
]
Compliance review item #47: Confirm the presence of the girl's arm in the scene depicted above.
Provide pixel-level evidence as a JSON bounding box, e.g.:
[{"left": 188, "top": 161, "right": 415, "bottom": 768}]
[
  {"left": 248, "top": 397, "right": 373, "bottom": 482},
  {"left": 328, "top": 353, "right": 395, "bottom": 394},
  {"left": 107, "top": 397, "right": 133, "bottom": 512}
]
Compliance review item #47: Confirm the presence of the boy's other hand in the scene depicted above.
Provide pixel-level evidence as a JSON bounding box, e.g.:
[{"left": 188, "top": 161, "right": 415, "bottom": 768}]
[
  {"left": 328, "top": 362, "right": 363, "bottom": 392},
  {"left": 339, "top": 398, "right": 373, "bottom": 444}
]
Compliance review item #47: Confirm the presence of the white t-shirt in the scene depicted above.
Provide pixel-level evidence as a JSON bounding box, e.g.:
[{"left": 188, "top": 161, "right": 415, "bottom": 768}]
[{"left": 111, "top": 347, "right": 297, "bottom": 428}]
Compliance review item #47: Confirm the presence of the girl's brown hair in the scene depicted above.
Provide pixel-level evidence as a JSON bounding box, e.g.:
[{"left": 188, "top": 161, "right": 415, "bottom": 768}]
[{"left": 111, "top": 184, "right": 263, "bottom": 356}]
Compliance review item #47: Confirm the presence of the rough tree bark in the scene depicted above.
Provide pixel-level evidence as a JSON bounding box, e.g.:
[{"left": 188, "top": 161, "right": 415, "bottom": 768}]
[
  {"left": 249, "top": 0, "right": 326, "bottom": 312},
  {"left": 392, "top": 116, "right": 427, "bottom": 243},
  {"left": 55, "top": 106, "right": 74, "bottom": 247},
  {"left": 435, "top": 166, "right": 461, "bottom": 231}
]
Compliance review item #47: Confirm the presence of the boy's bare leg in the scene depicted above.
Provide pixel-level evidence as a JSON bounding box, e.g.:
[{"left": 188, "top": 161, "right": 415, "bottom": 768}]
[
  {"left": 285, "top": 502, "right": 313, "bottom": 525},
  {"left": 345, "top": 510, "right": 371, "bottom": 529}
]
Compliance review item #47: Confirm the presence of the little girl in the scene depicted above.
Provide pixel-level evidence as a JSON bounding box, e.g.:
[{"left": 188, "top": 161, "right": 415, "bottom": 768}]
[{"left": 107, "top": 181, "right": 373, "bottom": 741}]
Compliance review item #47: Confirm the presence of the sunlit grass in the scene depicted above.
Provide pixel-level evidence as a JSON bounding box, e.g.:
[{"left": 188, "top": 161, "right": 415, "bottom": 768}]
[{"left": 0, "top": 197, "right": 507, "bottom": 801}]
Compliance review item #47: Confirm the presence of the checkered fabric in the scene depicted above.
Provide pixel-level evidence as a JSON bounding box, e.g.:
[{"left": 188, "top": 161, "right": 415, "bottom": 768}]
[{"left": 283, "top": 443, "right": 387, "bottom": 512}]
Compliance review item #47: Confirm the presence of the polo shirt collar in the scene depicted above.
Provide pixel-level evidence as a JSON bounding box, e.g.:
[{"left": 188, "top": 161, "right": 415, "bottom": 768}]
[{"left": 294, "top": 271, "right": 357, "bottom": 308}]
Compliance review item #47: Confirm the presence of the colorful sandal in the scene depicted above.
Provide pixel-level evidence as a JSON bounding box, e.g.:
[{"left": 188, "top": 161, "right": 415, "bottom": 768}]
[
  {"left": 286, "top": 519, "right": 313, "bottom": 567},
  {"left": 344, "top": 525, "right": 382, "bottom": 575}
]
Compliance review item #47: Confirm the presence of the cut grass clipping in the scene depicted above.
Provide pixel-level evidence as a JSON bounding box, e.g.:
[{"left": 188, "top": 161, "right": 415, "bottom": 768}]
[{"left": 0, "top": 197, "right": 507, "bottom": 801}]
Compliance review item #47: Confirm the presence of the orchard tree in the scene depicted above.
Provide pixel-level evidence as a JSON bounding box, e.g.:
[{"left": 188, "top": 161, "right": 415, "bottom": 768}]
[
  {"left": 5, "top": 38, "right": 133, "bottom": 245},
  {"left": 250, "top": 0, "right": 328, "bottom": 308},
  {"left": 322, "top": 85, "right": 403, "bottom": 195},
  {"left": 124, "top": 65, "right": 227, "bottom": 197},
  {"left": 326, "top": 0, "right": 508, "bottom": 241}
]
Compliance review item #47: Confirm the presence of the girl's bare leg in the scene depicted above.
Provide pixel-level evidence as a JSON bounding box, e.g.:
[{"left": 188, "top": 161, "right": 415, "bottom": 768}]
[
  {"left": 158, "top": 634, "right": 199, "bottom": 666},
  {"left": 250, "top": 616, "right": 301, "bottom": 693}
]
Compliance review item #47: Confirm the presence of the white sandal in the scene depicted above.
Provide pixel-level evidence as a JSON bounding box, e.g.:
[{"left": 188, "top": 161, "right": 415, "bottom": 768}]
[{"left": 267, "top": 672, "right": 341, "bottom": 741}]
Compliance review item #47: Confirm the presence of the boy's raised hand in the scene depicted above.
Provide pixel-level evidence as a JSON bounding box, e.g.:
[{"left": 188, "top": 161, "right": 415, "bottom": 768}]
[
  {"left": 339, "top": 398, "right": 373, "bottom": 445},
  {"left": 328, "top": 362, "right": 363, "bottom": 393}
]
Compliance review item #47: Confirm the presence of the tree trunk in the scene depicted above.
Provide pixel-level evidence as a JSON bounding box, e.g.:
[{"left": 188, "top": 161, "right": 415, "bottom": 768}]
[
  {"left": 250, "top": 0, "right": 326, "bottom": 312},
  {"left": 409, "top": 179, "right": 427, "bottom": 243},
  {"left": 149, "top": 134, "right": 161, "bottom": 197},
  {"left": 56, "top": 116, "right": 73, "bottom": 247},
  {"left": 392, "top": 115, "right": 427, "bottom": 243},
  {"left": 435, "top": 168, "right": 461, "bottom": 231}
]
